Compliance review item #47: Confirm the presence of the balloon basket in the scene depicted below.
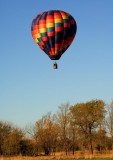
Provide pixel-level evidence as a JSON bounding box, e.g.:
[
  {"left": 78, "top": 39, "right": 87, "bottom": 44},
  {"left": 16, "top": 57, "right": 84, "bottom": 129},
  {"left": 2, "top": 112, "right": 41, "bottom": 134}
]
[{"left": 53, "top": 62, "right": 58, "bottom": 69}]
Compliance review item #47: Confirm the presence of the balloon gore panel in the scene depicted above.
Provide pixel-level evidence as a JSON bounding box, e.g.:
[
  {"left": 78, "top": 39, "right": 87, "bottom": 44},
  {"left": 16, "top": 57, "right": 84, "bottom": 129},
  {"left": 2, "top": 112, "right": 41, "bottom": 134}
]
[{"left": 31, "top": 10, "right": 77, "bottom": 60}]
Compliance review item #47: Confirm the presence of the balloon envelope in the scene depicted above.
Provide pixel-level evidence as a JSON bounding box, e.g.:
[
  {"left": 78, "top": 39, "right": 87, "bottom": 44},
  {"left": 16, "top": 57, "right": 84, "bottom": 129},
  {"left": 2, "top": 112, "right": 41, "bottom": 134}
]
[{"left": 31, "top": 10, "right": 77, "bottom": 60}]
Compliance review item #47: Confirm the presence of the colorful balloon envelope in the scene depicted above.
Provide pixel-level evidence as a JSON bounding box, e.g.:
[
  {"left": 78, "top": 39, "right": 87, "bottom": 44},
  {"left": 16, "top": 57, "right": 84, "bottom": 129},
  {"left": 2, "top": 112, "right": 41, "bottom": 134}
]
[{"left": 31, "top": 10, "right": 77, "bottom": 68}]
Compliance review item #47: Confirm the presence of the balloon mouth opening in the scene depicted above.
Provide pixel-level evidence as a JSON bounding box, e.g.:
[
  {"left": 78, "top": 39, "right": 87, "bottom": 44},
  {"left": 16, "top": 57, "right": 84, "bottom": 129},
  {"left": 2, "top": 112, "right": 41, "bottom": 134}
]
[{"left": 49, "top": 55, "right": 61, "bottom": 60}]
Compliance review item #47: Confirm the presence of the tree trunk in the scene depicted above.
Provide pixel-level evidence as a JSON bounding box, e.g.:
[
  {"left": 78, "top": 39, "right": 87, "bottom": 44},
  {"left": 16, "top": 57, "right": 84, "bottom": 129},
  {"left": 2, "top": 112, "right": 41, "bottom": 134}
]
[
  {"left": 65, "top": 145, "right": 68, "bottom": 155},
  {"left": 44, "top": 146, "right": 49, "bottom": 155},
  {"left": 72, "top": 144, "right": 75, "bottom": 155},
  {"left": 89, "top": 127, "right": 93, "bottom": 155},
  {"left": 89, "top": 136, "right": 93, "bottom": 154}
]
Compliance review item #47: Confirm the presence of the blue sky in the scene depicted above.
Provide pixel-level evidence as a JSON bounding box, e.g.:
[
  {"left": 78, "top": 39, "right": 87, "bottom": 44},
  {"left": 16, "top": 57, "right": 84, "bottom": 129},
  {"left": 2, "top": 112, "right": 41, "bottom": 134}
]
[{"left": 0, "top": 0, "right": 113, "bottom": 127}]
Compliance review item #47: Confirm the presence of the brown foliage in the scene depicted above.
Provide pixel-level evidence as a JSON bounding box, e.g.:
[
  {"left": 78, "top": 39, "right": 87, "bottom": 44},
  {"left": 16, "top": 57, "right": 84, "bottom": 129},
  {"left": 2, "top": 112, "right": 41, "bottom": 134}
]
[{"left": 0, "top": 100, "right": 113, "bottom": 157}]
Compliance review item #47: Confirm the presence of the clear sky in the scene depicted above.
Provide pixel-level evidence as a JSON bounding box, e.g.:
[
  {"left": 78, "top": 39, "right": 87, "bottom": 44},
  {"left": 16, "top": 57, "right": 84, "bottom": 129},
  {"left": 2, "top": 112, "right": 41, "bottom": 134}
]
[{"left": 0, "top": 0, "right": 113, "bottom": 127}]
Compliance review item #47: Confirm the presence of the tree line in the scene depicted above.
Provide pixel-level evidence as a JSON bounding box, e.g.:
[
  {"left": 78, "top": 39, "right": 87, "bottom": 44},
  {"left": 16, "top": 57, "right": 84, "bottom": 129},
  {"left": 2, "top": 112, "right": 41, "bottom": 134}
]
[{"left": 0, "top": 99, "right": 113, "bottom": 156}]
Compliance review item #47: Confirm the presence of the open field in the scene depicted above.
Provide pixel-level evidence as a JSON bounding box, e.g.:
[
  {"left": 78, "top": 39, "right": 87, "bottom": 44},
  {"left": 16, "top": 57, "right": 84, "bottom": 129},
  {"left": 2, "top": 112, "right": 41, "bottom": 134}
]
[
  {"left": 0, "top": 151, "right": 113, "bottom": 160},
  {"left": 0, "top": 157, "right": 113, "bottom": 160}
]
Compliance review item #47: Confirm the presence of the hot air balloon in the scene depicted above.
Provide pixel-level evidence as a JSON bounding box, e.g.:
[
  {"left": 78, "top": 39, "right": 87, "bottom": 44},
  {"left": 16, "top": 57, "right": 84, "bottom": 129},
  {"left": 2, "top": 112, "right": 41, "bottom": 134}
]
[{"left": 31, "top": 10, "right": 77, "bottom": 69}]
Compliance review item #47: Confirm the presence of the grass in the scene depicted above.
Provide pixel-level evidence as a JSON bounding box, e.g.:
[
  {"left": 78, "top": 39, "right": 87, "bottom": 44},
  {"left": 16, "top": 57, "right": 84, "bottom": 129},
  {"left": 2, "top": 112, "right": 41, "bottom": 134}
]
[
  {"left": 0, "top": 151, "right": 113, "bottom": 160},
  {"left": 0, "top": 157, "right": 113, "bottom": 160}
]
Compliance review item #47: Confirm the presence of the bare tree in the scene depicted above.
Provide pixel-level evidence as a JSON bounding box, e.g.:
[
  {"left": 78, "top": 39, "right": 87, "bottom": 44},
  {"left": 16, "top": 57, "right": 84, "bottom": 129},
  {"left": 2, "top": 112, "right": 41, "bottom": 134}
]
[
  {"left": 106, "top": 101, "right": 113, "bottom": 150},
  {"left": 35, "top": 112, "right": 58, "bottom": 155},
  {"left": 56, "top": 103, "right": 70, "bottom": 155}
]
